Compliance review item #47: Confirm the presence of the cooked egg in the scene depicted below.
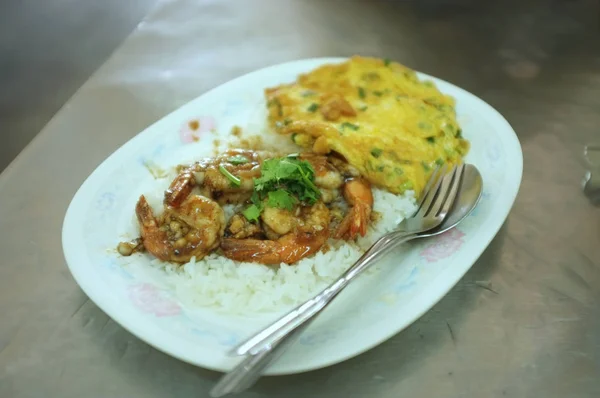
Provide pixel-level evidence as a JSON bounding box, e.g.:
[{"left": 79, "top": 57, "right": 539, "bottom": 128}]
[{"left": 264, "top": 55, "right": 469, "bottom": 196}]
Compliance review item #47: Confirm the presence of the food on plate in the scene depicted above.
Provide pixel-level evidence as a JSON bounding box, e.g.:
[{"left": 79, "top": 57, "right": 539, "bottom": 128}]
[
  {"left": 119, "top": 150, "right": 375, "bottom": 265},
  {"left": 165, "top": 149, "right": 268, "bottom": 206},
  {"left": 134, "top": 194, "right": 225, "bottom": 263},
  {"left": 334, "top": 177, "right": 373, "bottom": 240},
  {"left": 116, "top": 56, "right": 469, "bottom": 313},
  {"left": 221, "top": 200, "right": 330, "bottom": 265},
  {"left": 265, "top": 55, "right": 469, "bottom": 196}
]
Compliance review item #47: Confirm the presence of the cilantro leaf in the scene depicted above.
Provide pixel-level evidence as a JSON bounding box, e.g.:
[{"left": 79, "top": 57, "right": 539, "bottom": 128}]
[
  {"left": 267, "top": 190, "right": 297, "bottom": 210},
  {"left": 242, "top": 204, "right": 262, "bottom": 223},
  {"left": 242, "top": 156, "right": 321, "bottom": 222}
]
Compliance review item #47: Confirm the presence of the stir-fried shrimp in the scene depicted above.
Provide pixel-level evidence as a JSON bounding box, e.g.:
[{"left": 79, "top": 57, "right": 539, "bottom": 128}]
[
  {"left": 225, "top": 214, "right": 264, "bottom": 239},
  {"left": 300, "top": 153, "right": 373, "bottom": 240},
  {"left": 126, "top": 149, "right": 375, "bottom": 266},
  {"left": 164, "top": 168, "right": 195, "bottom": 207},
  {"left": 165, "top": 149, "right": 274, "bottom": 207},
  {"left": 299, "top": 153, "right": 343, "bottom": 189},
  {"left": 297, "top": 153, "right": 343, "bottom": 204},
  {"left": 135, "top": 194, "right": 225, "bottom": 263},
  {"left": 221, "top": 201, "right": 330, "bottom": 265},
  {"left": 334, "top": 178, "right": 373, "bottom": 240},
  {"left": 328, "top": 155, "right": 361, "bottom": 178}
]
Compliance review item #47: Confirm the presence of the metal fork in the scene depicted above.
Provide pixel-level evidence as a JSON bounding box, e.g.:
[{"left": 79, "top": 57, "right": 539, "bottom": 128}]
[{"left": 210, "top": 164, "right": 462, "bottom": 397}]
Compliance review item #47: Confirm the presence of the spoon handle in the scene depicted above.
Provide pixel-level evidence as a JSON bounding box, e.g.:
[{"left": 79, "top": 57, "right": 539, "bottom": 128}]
[{"left": 232, "top": 230, "right": 417, "bottom": 357}]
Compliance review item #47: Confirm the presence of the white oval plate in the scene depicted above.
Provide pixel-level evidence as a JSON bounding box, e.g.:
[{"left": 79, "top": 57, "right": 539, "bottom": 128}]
[{"left": 62, "top": 57, "right": 522, "bottom": 375}]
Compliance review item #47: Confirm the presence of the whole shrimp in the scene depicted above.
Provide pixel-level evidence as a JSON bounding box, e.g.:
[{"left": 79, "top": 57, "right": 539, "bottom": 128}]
[
  {"left": 221, "top": 201, "right": 330, "bottom": 265},
  {"left": 134, "top": 194, "right": 225, "bottom": 263},
  {"left": 333, "top": 177, "right": 373, "bottom": 239},
  {"left": 165, "top": 149, "right": 273, "bottom": 207},
  {"left": 302, "top": 153, "right": 374, "bottom": 240}
]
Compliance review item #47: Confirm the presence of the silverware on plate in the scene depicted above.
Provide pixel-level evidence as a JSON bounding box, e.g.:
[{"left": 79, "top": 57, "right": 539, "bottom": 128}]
[{"left": 210, "top": 163, "right": 483, "bottom": 397}]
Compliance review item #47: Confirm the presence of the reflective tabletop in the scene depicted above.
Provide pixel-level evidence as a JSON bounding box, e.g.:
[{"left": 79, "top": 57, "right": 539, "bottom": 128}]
[{"left": 1, "top": 0, "right": 599, "bottom": 397}]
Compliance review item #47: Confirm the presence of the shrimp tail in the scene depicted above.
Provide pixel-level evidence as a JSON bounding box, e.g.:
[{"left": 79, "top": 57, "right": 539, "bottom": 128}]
[
  {"left": 354, "top": 202, "right": 371, "bottom": 237},
  {"left": 221, "top": 238, "right": 282, "bottom": 265},
  {"left": 221, "top": 229, "right": 328, "bottom": 265},
  {"left": 135, "top": 195, "right": 172, "bottom": 261},
  {"left": 334, "top": 178, "right": 373, "bottom": 240},
  {"left": 164, "top": 170, "right": 194, "bottom": 207},
  {"left": 334, "top": 202, "right": 371, "bottom": 240},
  {"left": 136, "top": 195, "right": 158, "bottom": 230}
]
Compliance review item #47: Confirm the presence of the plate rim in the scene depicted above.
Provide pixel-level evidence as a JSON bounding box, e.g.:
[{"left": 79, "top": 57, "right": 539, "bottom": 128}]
[{"left": 62, "top": 56, "right": 523, "bottom": 375}]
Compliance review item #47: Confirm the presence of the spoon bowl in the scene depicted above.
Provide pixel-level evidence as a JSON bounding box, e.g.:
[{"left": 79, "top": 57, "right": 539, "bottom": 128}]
[{"left": 421, "top": 164, "right": 483, "bottom": 237}]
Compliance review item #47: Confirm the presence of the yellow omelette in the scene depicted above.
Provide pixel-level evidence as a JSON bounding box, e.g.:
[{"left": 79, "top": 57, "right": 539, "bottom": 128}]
[{"left": 264, "top": 55, "right": 469, "bottom": 196}]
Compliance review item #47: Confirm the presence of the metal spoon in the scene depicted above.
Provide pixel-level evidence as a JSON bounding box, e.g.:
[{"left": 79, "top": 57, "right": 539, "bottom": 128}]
[{"left": 210, "top": 165, "right": 483, "bottom": 397}]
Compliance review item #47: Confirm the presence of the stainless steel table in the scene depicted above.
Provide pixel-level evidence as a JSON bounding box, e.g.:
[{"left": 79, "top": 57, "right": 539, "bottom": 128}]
[{"left": 2, "top": 1, "right": 599, "bottom": 397}]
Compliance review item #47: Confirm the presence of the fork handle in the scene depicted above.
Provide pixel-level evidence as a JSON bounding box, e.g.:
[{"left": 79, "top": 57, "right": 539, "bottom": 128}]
[
  {"left": 210, "top": 322, "right": 311, "bottom": 397},
  {"left": 235, "top": 230, "right": 417, "bottom": 357}
]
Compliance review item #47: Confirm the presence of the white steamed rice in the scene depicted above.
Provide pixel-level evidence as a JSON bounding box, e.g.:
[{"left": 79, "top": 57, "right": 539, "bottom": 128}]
[
  {"left": 132, "top": 124, "right": 417, "bottom": 314},
  {"left": 145, "top": 187, "right": 416, "bottom": 314}
]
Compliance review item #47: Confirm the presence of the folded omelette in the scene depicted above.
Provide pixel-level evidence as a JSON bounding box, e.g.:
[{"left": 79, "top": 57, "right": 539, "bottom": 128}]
[{"left": 264, "top": 56, "right": 470, "bottom": 196}]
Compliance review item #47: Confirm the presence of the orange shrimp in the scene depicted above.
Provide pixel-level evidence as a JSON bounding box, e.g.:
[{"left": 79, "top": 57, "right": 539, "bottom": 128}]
[
  {"left": 221, "top": 201, "right": 330, "bottom": 265},
  {"left": 164, "top": 149, "right": 270, "bottom": 207},
  {"left": 164, "top": 168, "right": 195, "bottom": 207},
  {"left": 334, "top": 178, "right": 373, "bottom": 240},
  {"left": 135, "top": 194, "right": 225, "bottom": 263}
]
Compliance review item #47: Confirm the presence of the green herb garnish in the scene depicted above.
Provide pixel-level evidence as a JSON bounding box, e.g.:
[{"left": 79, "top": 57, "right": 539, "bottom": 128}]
[
  {"left": 267, "top": 190, "right": 297, "bottom": 211},
  {"left": 421, "top": 161, "right": 431, "bottom": 172},
  {"left": 384, "top": 58, "right": 391, "bottom": 66},
  {"left": 268, "top": 98, "right": 283, "bottom": 116},
  {"left": 435, "top": 158, "right": 445, "bottom": 166},
  {"left": 371, "top": 148, "right": 383, "bottom": 158},
  {"left": 227, "top": 155, "right": 249, "bottom": 165},
  {"left": 358, "top": 87, "right": 366, "bottom": 99},
  {"left": 242, "top": 204, "right": 262, "bottom": 223},
  {"left": 219, "top": 165, "right": 241, "bottom": 187},
  {"left": 307, "top": 103, "right": 319, "bottom": 112},
  {"left": 359, "top": 105, "right": 368, "bottom": 111},
  {"left": 242, "top": 157, "right": 321, "bottom": 222},
  {"left": 340, "top": 122, "right": 360, "bottom": 131},
  {"left": 254, "top": 157, "right": 319, "bottom": 200},
  {"left": 373, "top": 90, "right": 383, "bottom": 97},
  {"left": 426, "top": 136, "right": 436, "bottom": 144}
]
